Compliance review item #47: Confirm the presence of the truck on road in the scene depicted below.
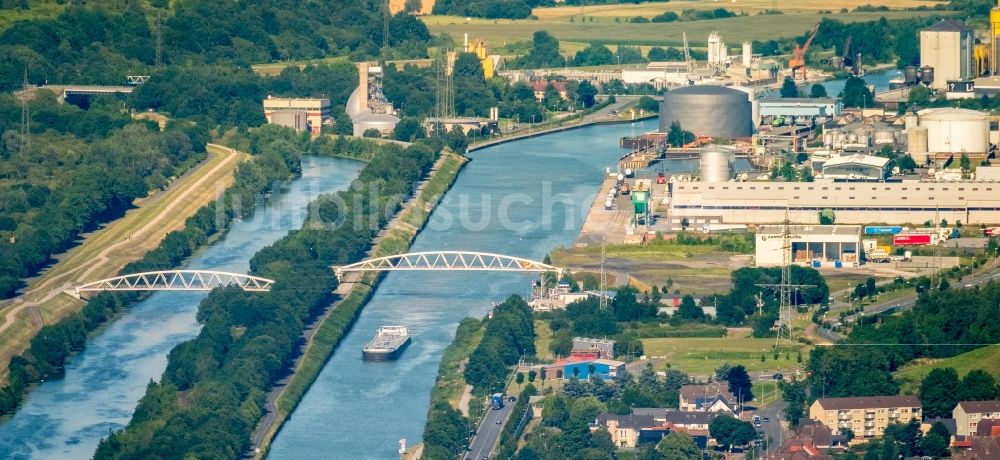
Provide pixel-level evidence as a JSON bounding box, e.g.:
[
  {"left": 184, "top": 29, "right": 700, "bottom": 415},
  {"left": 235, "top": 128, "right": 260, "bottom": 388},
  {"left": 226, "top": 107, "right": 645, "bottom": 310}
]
[{"left": 491, "top": 393, "right": 504, "bottom": 410}]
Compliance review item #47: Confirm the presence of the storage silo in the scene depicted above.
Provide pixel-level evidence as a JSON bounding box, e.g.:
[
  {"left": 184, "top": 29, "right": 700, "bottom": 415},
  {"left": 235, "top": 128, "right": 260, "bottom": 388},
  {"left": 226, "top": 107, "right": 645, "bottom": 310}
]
[
  {"left": 917, "top": 108, "right": 989, "bottom": 158},
  {"left": 660, "top": 85, "right": 754, "bottom": 138},
  {"left": 699, "top": 146, "right": 734, "bottom": 182},
  {"left": 351, "top": 112, "right": 400, "bottom": 137},
  {"left": 907, "top": 126, "right": 929, "bottom": 165},
  {"left": 874, "top": 130, "right": 896, "bottom": 145}
]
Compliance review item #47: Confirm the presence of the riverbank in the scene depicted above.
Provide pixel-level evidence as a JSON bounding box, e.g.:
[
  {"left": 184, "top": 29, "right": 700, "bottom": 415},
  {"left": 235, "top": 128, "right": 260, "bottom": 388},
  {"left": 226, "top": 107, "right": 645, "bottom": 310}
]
[
  {"left": 0, "top": 145, "right": 245, "bottom": 382},
  {"left": 252, "top": 150, "right": 468, "bottom": 458},
  {"left": 467, "top": 98, "right": 653, "bottom": 153}
]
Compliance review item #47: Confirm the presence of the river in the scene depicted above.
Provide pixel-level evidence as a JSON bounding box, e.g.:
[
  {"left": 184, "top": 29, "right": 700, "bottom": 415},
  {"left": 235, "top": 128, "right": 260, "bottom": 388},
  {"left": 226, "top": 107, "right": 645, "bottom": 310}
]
[
  {"left": 267, "top": 119, "right": 658, "bottom": 459},
  {"left": 0, "top": 156, "right": 363, "bottom": 459}
]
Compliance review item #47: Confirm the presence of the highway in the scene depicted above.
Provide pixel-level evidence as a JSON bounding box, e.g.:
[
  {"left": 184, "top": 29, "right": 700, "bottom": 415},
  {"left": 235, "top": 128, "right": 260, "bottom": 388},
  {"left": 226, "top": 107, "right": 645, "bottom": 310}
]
[
  {"left": 466, "top": 402, "right": 514, "bottom": 460},
  {"left": 819, "top": 266, "right": 1000, "bottom": 341}
]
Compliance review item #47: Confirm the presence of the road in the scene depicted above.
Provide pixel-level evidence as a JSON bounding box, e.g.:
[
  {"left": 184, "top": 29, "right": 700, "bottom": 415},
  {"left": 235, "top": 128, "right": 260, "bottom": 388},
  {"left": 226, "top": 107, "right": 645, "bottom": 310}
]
[
  {"left": 818, "top": 266, "right": 1000, "bottom": 341},
  {"left": 755, "top": 400, "right": 788, "bottom": 452},
  {"left": 466, "top": 403, "right": 513, "bottom": 460}
]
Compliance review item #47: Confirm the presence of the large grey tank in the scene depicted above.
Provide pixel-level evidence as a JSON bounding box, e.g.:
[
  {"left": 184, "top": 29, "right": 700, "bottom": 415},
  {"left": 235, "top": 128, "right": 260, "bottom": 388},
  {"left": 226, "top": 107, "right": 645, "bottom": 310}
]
[
  {"left": 659, "top": 85, "right": 753, "bottom": 138},
  {"left": 699, "top": 146, "right": 734, "bottom": 182}
]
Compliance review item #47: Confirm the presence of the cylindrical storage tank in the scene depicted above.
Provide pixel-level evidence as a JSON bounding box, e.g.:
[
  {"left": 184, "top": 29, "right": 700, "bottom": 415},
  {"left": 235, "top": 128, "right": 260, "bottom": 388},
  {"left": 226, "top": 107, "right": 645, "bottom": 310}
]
[
  {"left": 699, "top": 146, "right": 734, "bottom": 182},
  {"left": 351, "top": 112, "right": 401, "bottom": 137},
  {"left": 823, "top": 132, "right": 834, "bottom": 146},
  {"left": 918, "top": 108, "right": 989, "bottom": 157},
  {"left": 904, "top": 66, "right": 918, "bottom": 84},
  {"left": 920, "top": 66, "right": 935, "bottom": 86},
  {"left": 904, "top": 114, "right": 918, "bottom": 130},
  {"left": 660, "top": 85, "right": 753, "bottom": 138},
  {"left": 874, "top": 130, "right": 895, "bottom": 145},
  {"left": 907, "top": 126, "right": 929, "bottom": 165}
]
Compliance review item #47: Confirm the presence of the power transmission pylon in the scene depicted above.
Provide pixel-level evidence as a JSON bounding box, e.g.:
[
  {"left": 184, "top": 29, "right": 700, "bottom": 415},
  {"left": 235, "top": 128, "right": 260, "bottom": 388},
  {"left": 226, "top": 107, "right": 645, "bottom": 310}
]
[
  {"left": 17, "top": 68, "right": 31, "bottom": 155},
  {"left": 155, "top": 12, "right": 163, "bottom": 68},
  {"left": 600, "top": 236, "right": 608, "bottom": 309},
  {"left": 756, "top": 209, "right": 813, "bottom": 348}
]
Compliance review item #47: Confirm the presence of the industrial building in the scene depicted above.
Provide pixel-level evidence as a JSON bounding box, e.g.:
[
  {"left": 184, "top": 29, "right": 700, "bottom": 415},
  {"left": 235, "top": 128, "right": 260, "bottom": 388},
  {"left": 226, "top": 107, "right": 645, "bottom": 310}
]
[
  {"left": 907, "top": 108, "right": 990, "bottom": 166},
  {"left": 263, "top": 97, "right": 330, "bottom": 134},
  {"left": 920, "top": 19, "right": 974, "bottom": 90},
  {"left": 346, "top": 63, "right": 400, "bottom": 137},
  {"left": 819, "top": 154, "right": 889, "bottom": 180},
  {"left": 755, "top": 225, "right": 862, "bottom": 267},
  {"left": 667, "top": 180, "right": 1000, "bottom": 228},
  {"left": 759, "top": 98, "right": 842, "bottom": 121},
  {"left": 659, "top": 85, "right": 754, "bottom": 138}
]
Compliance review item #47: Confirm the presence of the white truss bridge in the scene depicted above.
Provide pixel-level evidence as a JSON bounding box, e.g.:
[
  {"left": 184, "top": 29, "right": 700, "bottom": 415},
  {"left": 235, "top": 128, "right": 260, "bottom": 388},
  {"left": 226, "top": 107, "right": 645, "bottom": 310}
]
[
  {"left": 334, "top": 251, "right": 563, "bottom": 281},
  {"left": 74, "top": 270, "right": 274, "bottom": 297}
]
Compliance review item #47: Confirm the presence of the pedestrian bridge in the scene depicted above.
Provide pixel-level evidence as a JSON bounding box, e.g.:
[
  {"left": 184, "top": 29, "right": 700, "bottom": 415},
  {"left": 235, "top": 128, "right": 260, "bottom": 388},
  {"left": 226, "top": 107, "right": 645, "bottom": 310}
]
[
  {"left": 74, "top": 270, "right": 274, "bottom": 297},
  {"left": 334, "top": 251, "right": 563, "bottom": 281}
]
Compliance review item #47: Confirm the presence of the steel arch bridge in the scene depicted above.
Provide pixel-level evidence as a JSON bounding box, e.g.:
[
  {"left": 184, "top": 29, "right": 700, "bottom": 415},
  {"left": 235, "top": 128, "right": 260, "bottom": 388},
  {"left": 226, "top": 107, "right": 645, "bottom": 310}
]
[
  {"left": 334, "top": 251, "right": 563, "bottom": 281},
  {"left": 74, "top": 270, "right": 275, "bottom": 297}
]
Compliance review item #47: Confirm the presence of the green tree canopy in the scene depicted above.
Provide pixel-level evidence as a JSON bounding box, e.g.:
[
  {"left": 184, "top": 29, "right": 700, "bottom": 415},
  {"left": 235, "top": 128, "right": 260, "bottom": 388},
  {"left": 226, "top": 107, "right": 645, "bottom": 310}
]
[
  {"left": 656, "top": 431, "right": 700, "bottom": 460},
  {"left": 809, "top": 83, "right": 828, "bottom": 98},
  {"left": 780, "top": 77, "right": 799, "bottom": 98}
]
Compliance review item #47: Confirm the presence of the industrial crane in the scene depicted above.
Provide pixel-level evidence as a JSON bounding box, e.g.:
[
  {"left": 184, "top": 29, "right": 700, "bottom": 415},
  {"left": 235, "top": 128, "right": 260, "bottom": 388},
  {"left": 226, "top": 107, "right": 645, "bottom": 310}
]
[
  {"left": 789, "top": 24, "right": 820, "bottom": 80},
  {"left": 683, "top": 32, "right": 693, "bottom": 72}
]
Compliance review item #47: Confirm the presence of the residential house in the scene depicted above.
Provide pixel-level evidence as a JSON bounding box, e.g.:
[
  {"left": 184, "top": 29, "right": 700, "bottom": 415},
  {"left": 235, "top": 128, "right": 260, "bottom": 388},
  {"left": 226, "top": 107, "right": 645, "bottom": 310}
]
[
  {"left": 679, "top": 381, "right": 738, "bottom": 413},
  {"left": 631, "top": 408, "right": 724, "bottom": 432},
  {"left": 954, "top": 400, "right": 1000, "bottom": 436},
  {"left": 530, "top": 80, "right": 568, "bottom": 101},
  {"left": 808, "top": 395, "right": 922, "bottom": 441},
  {"left": 952, "top": 437, "right": 1000, "bottom": 460},
  {"left": 763, "top": 419, "right": 846, "bottom": 460},
  {"left": 591, "top": 414, "right": 661, "bottom": 448}
]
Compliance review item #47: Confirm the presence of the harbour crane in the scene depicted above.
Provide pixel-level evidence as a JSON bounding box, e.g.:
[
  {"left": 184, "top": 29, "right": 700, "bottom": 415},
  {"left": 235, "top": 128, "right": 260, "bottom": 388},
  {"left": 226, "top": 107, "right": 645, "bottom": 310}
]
[{"left": 789, "top": 24, "right": 820, "bottom": 80}]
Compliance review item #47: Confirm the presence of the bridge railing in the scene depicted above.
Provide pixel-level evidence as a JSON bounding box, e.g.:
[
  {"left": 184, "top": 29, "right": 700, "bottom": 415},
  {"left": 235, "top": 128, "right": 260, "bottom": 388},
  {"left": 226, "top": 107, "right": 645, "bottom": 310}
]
[
  {"left": 74, "top": 270, "right": 274, "bottom": 297},
  {"left": 334, "top": 251, "right": 563, "bottom": 281}
]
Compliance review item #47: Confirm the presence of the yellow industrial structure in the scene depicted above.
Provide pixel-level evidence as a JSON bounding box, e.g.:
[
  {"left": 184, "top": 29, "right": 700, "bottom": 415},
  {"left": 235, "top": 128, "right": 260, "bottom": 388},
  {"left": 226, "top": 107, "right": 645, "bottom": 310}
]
[
  {"left": 447, "top": 34, "right": 501, "bottom": 79},
  {"left": 992, "top": 1, "right": 1000, "bottom": 75}
]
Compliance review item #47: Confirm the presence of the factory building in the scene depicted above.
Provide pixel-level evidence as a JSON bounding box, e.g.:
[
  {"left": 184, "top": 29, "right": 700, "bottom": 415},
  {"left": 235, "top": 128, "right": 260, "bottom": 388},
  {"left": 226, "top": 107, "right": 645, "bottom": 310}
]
[
  {"left": 907, "top": 108, "right": 990, "bottom": 166},
  {"left": 759, "top": 98, "right": 842, "bottom": 120},
  {"left": 755, "top": 225, "right": 862, "bottom": 267},
  {"left": 263, "top": 97, "right": 330, "bottom": 134},
  {"left": 819, "top": 154, "right": 889, "bottom": 180},
  {"left": 346, "top": 63, "right": 400, "bottom": 137},
  {"left": 667, "top": 180, "right": 1000, "bottom": 228},
  {"left": 659, "top": 85, "right": 754, "bottom": 138},
  {"left": 920, "top": 19, "right": 974, "bottom": 90}
]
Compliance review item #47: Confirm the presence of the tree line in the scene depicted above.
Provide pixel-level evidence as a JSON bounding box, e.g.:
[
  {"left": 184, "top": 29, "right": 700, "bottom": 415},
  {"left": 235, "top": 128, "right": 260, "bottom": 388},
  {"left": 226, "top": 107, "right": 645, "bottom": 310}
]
[
  {"left": 0, "top": 125, "right": 304, "bottom": 416},
  {"left": 93, "top": 129, "right": 440, "bottom": 458},
  {"left": 0, "top": 91, "right": 209, "bottom": 298},
  {"left": 463, "top": 295, "right": 536, "bottom": 393}
]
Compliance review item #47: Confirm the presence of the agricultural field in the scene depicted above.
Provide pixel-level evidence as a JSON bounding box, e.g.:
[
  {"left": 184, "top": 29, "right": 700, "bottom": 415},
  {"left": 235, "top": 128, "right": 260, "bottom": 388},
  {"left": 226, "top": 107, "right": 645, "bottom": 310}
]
[
  {"left": 641, "top": 328, "right": 811, "bottom": 378},
  {"left": 424, "top": 9, "right": 948, "bottom": 54},
  {"left": 893, "top": 344, "right": 1000, "bottom": 394},
  {"left": 532, "top": 0, "right": 945, "bottom": 20}
]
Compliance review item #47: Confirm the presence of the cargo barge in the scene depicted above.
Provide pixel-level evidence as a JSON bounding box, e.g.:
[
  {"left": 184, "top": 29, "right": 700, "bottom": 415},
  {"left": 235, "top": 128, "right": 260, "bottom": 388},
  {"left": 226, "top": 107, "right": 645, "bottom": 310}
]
[{"left": 362, "top": 326, "right": 411, "bottom": 361}]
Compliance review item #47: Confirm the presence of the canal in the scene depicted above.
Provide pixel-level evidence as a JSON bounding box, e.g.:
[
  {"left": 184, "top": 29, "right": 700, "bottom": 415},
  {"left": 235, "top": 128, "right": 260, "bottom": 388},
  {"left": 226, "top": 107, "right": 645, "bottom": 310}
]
[
  {"left": 267, "top": 119, "right": 658, "bottom": 459},
  {"left": 0, "top": 156, "right": 363, "bottom": 459}
]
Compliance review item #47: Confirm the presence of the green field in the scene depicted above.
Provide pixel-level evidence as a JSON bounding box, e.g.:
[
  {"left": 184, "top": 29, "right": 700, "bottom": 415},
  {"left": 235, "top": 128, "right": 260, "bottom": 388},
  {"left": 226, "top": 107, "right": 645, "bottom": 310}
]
[
  {"left": 642, "top": 329, "right": 811, "bottom": 378},
  {"left": 893, "top": 344, "right": 1000, "bottom": 394},
  {"left": 425, "top": 10, "right": 948, "bottom": 53}
]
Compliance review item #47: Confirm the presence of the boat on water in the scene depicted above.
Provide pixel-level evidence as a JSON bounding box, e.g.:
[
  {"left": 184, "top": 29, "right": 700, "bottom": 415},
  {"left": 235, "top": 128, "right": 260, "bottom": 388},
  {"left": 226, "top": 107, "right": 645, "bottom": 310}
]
[{"left": 362, "top": 326, "right": 411, "bottom": 361}]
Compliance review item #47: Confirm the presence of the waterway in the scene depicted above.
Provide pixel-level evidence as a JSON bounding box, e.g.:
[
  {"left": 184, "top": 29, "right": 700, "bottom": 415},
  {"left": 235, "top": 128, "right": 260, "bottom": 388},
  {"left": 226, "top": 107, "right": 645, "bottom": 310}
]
[
  {"left": 820, "top": 68, "right": 899, "bottom": 97},
  {"left": 268, "top": 119, "right": 658, "bottom": 459},
  {"left": 0, "top": 156, "right": 363, "bottom": 459}
]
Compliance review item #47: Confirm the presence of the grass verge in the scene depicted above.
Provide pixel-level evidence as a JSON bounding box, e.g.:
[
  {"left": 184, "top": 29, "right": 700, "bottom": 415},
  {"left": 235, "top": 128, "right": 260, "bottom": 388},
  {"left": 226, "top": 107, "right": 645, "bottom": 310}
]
[
  {"left": 643, "top": 329, "right": 810, "bottom": 377},
  {"left": 893, "top": 344, "right": 1000, "bottom": 394}
]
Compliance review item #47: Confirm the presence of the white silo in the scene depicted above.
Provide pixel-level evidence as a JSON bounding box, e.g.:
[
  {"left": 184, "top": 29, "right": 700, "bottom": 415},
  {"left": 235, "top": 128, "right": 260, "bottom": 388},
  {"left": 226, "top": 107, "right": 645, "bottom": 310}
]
[{"left": 699, "top": 146, "right": 734, "bottom": 182}]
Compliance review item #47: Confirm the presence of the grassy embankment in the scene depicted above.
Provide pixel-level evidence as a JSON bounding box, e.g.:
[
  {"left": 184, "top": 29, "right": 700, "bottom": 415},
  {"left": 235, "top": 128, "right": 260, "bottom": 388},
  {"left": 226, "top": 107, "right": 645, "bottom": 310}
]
[
  {"left": 0, "top": 145, "right": 245, "bottom": 381},
  {"left": 642, "top": 329, "right": 811, "bottom": 378},
  {"left": 550, "top": 238, "right": 749, "bottom": 295},
  {"left": 425, "top": 7, "right": 945, "bottom": 56},
  {"left": 430, "top": 318, "right": 487, "bottom": 409},
  {"left": 257, "top": 150, "right": 467, "bottom": 457},
  {"left": 893, "top": 344, "right": 1000, "bottom": 394}
]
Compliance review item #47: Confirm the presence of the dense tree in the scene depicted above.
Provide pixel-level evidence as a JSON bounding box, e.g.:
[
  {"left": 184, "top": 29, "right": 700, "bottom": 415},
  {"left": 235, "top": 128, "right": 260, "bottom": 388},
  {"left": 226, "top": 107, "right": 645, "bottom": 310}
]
[
  {"left": 959, "top": 369, "right": 1000, "bottom": 401},
  {"left": 677, "top": 295, "right": 703, "bottom": 321},
  {"left": 809, "top": 83, "right": 828, "bottom": 98},
  {"left": 920, "top": 367, "right": 960, "bottom": 418},
  {"left": 667, "top": 121, "right": 695, "bottom": 147},
  {"left": 574, "top": 44, "right": 615, "bottom": 67},
  {"left": 780, "top": 77, "right": 799, "bottom": 98},
  {"left": 709, "top": 415, "right": 757, "bottom": 450},
  {"left": 841, "top": 76, "right": 874, "bottom": 108},
  {"left": 726, "top": 365, "right": 754, "bottom": 403},
  {"left": 518, "top": 31, "right": 566, "bottom": 69},
  {"left": 656, "top": 431, "right": 700, "bottom": 460},
  {"left": 576, "top": 80, "right": 598, "bottom": 108}
]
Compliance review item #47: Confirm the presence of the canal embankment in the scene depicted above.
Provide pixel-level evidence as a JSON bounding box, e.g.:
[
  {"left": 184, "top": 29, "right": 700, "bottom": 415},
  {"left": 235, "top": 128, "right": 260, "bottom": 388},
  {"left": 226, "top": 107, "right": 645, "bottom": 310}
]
[{"left": 252, "top": 150, "right": 468, "bottom": 458}]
